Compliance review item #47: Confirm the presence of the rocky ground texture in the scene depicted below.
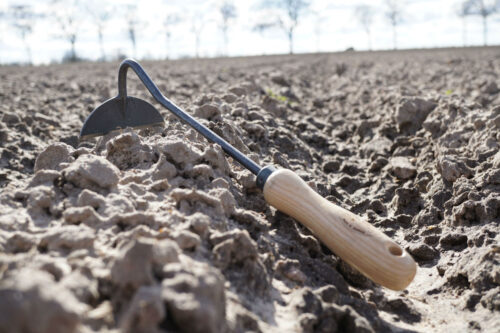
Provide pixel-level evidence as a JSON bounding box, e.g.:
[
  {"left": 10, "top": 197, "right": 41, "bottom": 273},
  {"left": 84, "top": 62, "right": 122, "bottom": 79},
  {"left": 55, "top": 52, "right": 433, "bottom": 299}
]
[{"left": 0, "top": 47, "right": 499, "bottom": 332}]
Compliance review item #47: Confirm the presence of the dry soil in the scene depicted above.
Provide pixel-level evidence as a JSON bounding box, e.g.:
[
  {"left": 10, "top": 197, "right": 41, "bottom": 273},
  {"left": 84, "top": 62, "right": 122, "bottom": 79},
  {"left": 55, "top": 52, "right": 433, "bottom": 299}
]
[{"left": 0, "top": 47, "right": 499, "bottom": 332}]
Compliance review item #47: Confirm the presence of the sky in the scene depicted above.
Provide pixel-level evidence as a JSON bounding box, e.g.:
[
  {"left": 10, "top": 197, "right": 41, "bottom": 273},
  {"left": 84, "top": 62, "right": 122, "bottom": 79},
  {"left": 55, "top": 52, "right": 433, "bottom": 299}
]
[{"left": 1, "top": 0, "right": 500, "bottom": 65}]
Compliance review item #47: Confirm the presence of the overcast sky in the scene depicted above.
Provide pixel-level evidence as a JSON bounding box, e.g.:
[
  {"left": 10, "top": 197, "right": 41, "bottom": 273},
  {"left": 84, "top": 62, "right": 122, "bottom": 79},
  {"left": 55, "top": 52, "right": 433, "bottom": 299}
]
[{"left": 1, "top": 0, "right": 500, "bottom": 65}]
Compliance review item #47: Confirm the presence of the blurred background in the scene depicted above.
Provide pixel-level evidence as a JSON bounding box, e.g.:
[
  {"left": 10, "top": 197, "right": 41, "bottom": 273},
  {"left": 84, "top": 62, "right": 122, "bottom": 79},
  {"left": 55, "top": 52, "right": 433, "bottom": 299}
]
[{"left": 0, "top": 0, "right": 499, "bottom": 65}]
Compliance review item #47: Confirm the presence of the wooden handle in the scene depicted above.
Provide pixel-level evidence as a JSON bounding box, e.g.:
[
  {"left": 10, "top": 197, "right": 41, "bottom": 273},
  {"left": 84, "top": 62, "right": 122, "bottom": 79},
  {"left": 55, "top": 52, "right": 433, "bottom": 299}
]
[{"left": 263, "top": 169, "right": 416, "bottom": 290}]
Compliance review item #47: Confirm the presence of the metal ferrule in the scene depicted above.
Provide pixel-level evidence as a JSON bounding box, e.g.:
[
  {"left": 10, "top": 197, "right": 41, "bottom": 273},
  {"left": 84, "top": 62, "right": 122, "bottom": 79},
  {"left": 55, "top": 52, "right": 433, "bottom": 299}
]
[{"left": 256, "top": 165, "right": 276, "bottom": 190}]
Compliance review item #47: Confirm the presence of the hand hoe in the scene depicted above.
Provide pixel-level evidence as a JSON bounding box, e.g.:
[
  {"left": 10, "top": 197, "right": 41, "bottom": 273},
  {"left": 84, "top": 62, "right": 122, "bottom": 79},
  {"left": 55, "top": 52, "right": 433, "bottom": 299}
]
[{"left": 80, "top": 59, "right": 417, "bottom": 290}]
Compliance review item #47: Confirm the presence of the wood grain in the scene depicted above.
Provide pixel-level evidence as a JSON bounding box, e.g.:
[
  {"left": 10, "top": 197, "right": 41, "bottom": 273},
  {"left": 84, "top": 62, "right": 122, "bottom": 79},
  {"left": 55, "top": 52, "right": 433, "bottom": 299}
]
[{"left": 263, "top": 169, "right": 417, "bottom": 290}]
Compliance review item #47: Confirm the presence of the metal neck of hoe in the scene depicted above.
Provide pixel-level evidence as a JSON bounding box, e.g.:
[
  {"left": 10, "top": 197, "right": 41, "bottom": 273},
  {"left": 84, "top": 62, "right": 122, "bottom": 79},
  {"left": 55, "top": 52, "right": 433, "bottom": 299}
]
[{"left": 116, "top": 59, "right": 264, "bottom": 176}]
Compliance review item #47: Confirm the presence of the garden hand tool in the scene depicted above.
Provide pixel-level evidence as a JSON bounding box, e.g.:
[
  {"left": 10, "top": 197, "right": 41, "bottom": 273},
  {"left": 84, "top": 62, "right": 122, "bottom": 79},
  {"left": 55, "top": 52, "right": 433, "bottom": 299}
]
[{"left": 80, "top": 59, "right": 417, "bottom": 290}]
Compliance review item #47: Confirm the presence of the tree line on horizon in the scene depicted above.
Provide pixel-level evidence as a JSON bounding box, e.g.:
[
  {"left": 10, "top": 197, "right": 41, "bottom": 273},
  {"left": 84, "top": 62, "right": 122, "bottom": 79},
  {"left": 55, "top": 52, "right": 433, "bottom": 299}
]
[{"left": 0, "top": 0, "right": 499, "bottom": 65}]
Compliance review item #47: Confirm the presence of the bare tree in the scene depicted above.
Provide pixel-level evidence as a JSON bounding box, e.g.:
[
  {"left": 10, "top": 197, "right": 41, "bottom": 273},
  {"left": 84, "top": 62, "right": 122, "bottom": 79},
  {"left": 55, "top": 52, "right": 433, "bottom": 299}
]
[
  {"left": 465, "top": 0, "right": 499, "bottom": 46},
  {"left": 0, "top": 11, "right": 5, "bottom": 64},
  {"left": 219, "top": 1, "right": 237, "bottom": 56},
  {"left": 125, "top": 5, "right": 139, "bottom": 58},
  {"left": 354, "top": 5, "right": 375, "bottom": 51},
  {"left": 86, "top": 2, "right": 113, "bottom": 61},
  {"left": 9, "top": 5, "right": 39, "bottom": 64},
  {"left": 254, "top": 0, "right": 310, "bottom": 54},
  {"left": 456, "top": 1, "right": 471, "bottom": 47},
  {"left": 163, "top": 14, "right": 182, "bottom": 59},
  {"left": 52, "top": 0, "right": 81, "bottom": 62},
  {"left": 191, "top": 17, "right": 205, "bottom": 58},
  {"left": 311, "top": 11, "right": 326, "bottom": 53},
  {"left": 385, "top": 0, "right": 403, "bottom": 50}
]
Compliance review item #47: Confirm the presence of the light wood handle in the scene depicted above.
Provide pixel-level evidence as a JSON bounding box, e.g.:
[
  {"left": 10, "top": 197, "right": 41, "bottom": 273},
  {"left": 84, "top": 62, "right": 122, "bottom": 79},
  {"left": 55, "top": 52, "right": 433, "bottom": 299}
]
[{"left": 263, "top": 169, "right": 416, "bottom": 290}]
